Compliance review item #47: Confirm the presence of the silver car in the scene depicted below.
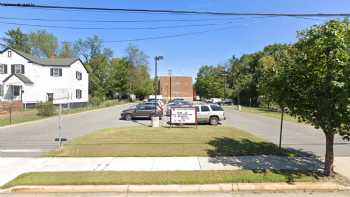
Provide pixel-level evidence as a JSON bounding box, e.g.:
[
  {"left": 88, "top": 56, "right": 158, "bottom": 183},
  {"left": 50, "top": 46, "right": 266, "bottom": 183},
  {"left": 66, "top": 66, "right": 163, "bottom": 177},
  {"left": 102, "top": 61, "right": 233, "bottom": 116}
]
[{"left": 194, "top": 104, "right": 225, "bottom": 125}]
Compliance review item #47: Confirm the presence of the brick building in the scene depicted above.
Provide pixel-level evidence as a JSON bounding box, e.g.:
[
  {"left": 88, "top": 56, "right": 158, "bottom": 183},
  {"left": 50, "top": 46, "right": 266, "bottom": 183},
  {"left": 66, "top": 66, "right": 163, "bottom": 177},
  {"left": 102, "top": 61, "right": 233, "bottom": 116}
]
[{"left": 159, "top": 76, "right": 194, "bottom": 101}]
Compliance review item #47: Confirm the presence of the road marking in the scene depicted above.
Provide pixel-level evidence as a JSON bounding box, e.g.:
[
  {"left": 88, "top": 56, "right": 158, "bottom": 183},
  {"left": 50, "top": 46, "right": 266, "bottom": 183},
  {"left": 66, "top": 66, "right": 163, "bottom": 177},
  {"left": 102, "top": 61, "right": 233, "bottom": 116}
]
[{"left": 0, "top": 149, "right": 44, "bottom": 153}]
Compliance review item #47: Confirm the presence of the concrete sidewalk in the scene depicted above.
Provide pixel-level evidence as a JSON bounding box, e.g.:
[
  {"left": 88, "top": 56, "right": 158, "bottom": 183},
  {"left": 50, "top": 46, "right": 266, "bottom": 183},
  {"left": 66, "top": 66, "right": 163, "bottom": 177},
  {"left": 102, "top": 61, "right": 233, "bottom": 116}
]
[{"left": 0, "top": 156, "right": 324, "bottom": 186}]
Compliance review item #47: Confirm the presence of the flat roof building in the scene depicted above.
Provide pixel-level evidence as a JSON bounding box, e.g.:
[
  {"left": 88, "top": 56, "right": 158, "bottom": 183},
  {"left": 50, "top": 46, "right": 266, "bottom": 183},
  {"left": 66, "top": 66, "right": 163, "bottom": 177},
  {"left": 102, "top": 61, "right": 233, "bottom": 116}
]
[{"left": 159, "top": 76, "right": 193, "bottom": 101}]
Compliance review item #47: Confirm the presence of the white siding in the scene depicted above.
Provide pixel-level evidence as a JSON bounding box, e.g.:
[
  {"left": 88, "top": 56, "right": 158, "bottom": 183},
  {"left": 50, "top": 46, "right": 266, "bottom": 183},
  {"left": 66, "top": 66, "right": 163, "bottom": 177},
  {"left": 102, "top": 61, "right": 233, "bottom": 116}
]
[{"left": 0, "top": 48, "right": 89, "bottom": 104}]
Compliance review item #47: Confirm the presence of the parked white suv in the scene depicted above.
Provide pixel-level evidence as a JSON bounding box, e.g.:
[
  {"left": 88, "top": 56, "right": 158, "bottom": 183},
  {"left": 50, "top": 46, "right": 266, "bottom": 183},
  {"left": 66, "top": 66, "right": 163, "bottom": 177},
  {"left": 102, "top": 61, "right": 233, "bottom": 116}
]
[{"left": 194, "top": 104, "right": 225, "bottom": 125}]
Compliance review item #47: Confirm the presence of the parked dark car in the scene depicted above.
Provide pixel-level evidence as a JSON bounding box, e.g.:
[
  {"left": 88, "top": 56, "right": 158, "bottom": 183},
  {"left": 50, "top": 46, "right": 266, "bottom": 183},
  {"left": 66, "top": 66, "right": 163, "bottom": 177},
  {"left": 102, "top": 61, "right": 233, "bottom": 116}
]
[
  {"left": 121, "top": 104, "right": 163, "bottom": 120},
  {"left": 166, "top": 100, "right": 193, "bottom": 116}
]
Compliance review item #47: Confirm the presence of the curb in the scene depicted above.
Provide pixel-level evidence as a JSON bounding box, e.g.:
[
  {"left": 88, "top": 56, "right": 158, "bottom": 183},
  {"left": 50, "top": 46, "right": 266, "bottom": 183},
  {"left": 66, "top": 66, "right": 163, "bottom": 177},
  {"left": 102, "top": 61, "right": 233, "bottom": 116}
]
[{"left": 1, "top": 182, "right": 349, "bottom": 193}]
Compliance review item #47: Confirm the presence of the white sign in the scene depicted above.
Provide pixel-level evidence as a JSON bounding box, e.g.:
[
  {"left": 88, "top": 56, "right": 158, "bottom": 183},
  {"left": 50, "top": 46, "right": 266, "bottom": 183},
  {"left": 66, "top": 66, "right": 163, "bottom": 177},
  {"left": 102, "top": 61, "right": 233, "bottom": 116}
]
[
  {"left": 170, "top": 107, "right": 196, "bottom": 124},
  {"left": 53, "top": 88, "right": 70, "bottom": 100}
]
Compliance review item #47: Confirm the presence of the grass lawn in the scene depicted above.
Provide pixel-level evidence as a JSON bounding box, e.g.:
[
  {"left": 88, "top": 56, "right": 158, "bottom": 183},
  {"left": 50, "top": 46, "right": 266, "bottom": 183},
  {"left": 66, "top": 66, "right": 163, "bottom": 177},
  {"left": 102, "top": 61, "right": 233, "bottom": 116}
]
[
  {"left": 48, "top": 126, "right": 295, "bottom": 157},
  {"left": 224, "top": 105, "right": 300, "bottom": 123},
  {"left": 0, "top": 110, "right": 42, "bottom": 126},
  {"left": 2, "top": 170, "right": 323, "bottom": 188},
  {"left": 0, "top": 100, "right": 127, "bottom": 127}
]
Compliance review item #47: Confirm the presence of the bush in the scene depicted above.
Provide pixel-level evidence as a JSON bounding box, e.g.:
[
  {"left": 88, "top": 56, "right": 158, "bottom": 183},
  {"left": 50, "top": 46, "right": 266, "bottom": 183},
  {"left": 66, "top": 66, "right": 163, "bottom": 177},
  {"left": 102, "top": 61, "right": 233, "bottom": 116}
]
[
  {"left": 37, "top": 102, "right": 56, "bottom": 116},
  {"left": 90, "top": 96, "right": 104, "bottom": 106}
]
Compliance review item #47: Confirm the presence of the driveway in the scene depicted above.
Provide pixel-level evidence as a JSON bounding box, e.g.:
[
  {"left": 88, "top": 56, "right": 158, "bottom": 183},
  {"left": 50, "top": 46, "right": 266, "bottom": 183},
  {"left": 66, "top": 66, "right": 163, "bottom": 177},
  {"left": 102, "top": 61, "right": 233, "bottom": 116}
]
[
  {"left": 223, "top": 109, "right": 350, "bottom": 157},
  {"left": 0, "top": 104, "right": 136, "bottom": 157}
]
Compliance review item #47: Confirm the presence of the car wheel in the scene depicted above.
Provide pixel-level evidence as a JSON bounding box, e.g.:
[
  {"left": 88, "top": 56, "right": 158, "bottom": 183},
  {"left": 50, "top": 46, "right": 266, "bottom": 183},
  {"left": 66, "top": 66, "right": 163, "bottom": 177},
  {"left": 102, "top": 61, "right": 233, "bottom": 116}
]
[
  {"left": 125, "top": 114, "right": 133, "bottom": 121},
  {"left": 209, "top": 116, "right": 219, "bottom": 125}
]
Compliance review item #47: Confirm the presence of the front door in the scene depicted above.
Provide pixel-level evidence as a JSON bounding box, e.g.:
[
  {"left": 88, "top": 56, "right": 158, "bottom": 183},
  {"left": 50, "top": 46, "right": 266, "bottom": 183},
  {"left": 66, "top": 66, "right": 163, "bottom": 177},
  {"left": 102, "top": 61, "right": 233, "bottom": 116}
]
[{"left": 9, "top": 85, "right": 22, "bottom": 101}]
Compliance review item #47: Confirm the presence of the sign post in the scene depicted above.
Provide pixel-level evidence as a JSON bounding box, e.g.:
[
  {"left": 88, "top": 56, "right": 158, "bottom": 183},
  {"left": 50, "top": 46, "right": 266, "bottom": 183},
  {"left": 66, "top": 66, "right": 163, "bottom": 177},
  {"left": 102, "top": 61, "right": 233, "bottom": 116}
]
[{"left": 53, "top": 89, "right": 69, "bottom": 148}]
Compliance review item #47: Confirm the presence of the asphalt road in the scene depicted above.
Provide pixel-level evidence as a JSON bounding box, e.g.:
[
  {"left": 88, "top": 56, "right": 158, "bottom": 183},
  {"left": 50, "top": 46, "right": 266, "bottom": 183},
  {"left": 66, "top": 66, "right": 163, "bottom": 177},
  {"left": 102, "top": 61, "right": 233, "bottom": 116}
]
[
  {"left": 0, "top": 104, "right": 137, "bottom": 157},
  {"left": 223, "top": 108, "right": 350, "bottom": 157},
  {"left": 1, "top": 191, "right": 349, "bottom": 197},
  {"left": 1, "top": 104, "right": 350, "bottom": 157}
]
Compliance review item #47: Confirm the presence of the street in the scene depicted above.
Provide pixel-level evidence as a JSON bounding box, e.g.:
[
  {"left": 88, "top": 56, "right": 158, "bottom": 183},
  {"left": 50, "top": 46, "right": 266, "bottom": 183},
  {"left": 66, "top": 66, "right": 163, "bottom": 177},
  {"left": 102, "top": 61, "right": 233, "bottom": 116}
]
[
  {"left": 0, "top": 104, "right": 136, "bottom": 157},
  {"left": 223, "top": 108, "right": 350, "bottom": 157},
  {"left": 1, "top": 191, "right": 350, "bottom": 197},
  {"left": 1, "top": 104, "right": 350, "bottom": 158}
]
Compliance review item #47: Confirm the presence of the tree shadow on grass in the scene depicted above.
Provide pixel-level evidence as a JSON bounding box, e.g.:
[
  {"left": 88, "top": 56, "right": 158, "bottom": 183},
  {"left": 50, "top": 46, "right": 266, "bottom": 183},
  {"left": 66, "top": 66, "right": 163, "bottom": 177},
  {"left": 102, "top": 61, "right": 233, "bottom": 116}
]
[
  {"left": 207, "top": 137, "right": 324, "bottom": 183},
  {"left": 207, "top": 137, "right": 292, "bottom": 156}
]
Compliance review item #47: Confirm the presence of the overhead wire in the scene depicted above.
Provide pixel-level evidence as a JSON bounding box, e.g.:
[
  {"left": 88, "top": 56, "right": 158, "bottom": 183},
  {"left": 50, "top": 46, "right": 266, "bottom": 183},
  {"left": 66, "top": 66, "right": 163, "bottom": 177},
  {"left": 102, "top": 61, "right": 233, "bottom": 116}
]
[
  {"left": 0, "top": 3, "right": 349, "bottom": 17},
  {"left": 0, "top": 2, "right": 340, "bottom": 44},
  {"left": 0, "top": 16, "right": 255, "bottom": 23},
  {"left": 0, "top": 21, "right": 236, "bottom": 30}
]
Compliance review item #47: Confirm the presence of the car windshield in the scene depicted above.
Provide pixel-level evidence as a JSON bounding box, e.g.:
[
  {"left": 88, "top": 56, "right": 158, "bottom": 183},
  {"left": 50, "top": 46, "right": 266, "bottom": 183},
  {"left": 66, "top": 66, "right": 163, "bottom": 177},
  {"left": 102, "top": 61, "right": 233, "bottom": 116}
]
[{"left": 210, "top": 105, "right": 224, "bottom": 111}]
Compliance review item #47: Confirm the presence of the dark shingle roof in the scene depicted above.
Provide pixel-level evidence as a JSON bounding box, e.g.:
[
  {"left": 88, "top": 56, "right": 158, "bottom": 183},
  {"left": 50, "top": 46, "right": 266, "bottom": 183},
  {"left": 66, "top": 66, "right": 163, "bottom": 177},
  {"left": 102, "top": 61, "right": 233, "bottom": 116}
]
[
  {"left": 9, "top": 48, "right": 78, "bottom": 66},
  {"left": 3, "top": 74, "right": 34, "bottom": 84}
]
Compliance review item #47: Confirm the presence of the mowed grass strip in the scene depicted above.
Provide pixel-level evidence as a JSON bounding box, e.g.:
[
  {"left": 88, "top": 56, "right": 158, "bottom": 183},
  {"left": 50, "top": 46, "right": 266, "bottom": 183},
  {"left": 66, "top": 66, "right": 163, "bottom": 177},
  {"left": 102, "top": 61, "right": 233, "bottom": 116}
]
[
  {"left": 224, "top": 106, "right": 299, "bottom": 123},
  {"left": 48, "top": 126, "right": 293, "bottom": 157},
  {"left": 2, "top": 170, "right": 322, "bottom": 188},
  {"left": 0, "top": 110, "right": 42, "bottom": 126},
  {"left": 0, "top": 100, "right": 126, "bottom": 127}
]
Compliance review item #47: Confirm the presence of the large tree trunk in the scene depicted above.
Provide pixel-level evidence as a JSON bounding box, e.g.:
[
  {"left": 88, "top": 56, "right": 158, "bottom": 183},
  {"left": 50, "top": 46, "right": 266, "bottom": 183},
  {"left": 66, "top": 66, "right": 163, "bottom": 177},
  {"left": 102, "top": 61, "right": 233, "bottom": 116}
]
[{"left": 324, "top": 132, "right": 335, "bottom": 176}]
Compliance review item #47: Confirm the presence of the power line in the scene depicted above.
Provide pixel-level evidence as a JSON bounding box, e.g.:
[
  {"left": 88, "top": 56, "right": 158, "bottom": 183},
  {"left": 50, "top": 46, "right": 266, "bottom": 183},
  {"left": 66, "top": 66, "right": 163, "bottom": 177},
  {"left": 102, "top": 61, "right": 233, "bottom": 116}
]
[
  {"left": 0, "top": 3, "right": 349, "bottom": 17},
  {"left": 0, "top": 16, "right": 252, "bottom": 23},
  {"left": 0, "top": 21, "right": 234, "bottom": 30},
  {"left": 0, "top": 15, "right": 325, "bottom": 24},
  {"left": 103, "top": 24, "right": 245, "bottom": 43},
  {"left": 22, "top": 23, "right": 242, "bottom": 44}
]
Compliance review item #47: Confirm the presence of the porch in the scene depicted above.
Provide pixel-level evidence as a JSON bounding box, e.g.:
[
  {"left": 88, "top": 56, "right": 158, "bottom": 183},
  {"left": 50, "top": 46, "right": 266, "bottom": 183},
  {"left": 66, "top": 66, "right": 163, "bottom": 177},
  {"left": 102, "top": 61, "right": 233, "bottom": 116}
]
[{"left": 1, "top": 85, "right": 23, "bottom": 101}]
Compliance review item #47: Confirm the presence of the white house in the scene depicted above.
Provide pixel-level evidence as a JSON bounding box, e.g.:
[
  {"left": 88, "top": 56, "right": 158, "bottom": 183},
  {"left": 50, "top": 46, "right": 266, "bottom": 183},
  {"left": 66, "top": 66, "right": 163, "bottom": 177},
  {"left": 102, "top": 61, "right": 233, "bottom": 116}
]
[{"left": 0, "top": 47, "right": 89, "bottom": 107}]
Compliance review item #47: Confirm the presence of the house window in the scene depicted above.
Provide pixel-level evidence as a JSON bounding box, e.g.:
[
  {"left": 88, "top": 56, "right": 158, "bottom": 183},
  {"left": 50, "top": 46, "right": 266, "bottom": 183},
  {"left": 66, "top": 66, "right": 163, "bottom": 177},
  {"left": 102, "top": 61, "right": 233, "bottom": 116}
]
[
  {"left": 0, "top": 64, "right": 7, "bottom": 74},
  {"left": 8, "top": 51, "right": 12, "bottom": 57},
  {"left": 76, "top": 89, "right": 82, "bottom": 99},
  {"left": 13, "top": 86, "right": 20, "bottom": 97},
  {"left": 47, "top": 93, "right": 54, "bottom": 102},
  {"left": 76, "top": 71, "right": 82, "bottom": 80},
  {"left": 11, "top": 64, "right": 24, "bottom": 74},
  {"left": 50, "top": 68, "right": 62, "bottom": 77},
  {"left": 0, "top": 85, "right": 3, "bottom": 96}
]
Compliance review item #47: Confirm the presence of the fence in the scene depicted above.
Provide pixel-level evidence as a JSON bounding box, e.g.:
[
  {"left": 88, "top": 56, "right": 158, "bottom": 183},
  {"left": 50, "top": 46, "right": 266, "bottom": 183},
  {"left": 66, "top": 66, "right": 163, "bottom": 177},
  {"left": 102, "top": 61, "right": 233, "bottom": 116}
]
[{"left": 0, "top": 101, "right": 24, "bottom": 125}]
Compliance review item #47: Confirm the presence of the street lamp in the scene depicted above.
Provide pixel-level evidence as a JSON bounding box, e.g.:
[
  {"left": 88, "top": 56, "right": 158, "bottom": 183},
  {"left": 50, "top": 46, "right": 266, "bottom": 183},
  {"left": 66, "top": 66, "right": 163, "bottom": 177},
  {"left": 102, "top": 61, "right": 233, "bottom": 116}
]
[{"left": 154, "top": 56, "right": 163, "bottom": 115}]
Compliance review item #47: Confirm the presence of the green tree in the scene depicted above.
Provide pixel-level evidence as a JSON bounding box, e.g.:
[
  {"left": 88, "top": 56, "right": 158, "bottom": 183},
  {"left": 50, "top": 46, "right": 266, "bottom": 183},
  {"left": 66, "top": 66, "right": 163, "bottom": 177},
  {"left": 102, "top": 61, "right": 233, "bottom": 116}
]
[
  {"left": 108, "top": 58, "right": 130, "bottom": 98},
  {"left": 124, "top": 45, "right": 152, "bottom": 99},
  {"left": 29, "top": 30, "right": 58, "bottom": 58},
  {"left": 58, "top": 42, "right": 75, "bottom": 58},
  {"left": 126, "top": 44, "right": 149, "bottom": 66},
  {"left": 86, "top": 54, "right": 110, "bottom": 98},
  {"left": 2, "top": 28, "right": 30, "bottom": 53},
  {"left": 227, "top": 55, "right": 254, "bottom": 106},
  {"left": 195, "top": 65, "right": 225, "bottom": 99},
  {"left": 281, "top": 20, "right": 350, "bottom": 176},
  {"left": 258, "top": 44, "right": 290, "bottom": 109},
  {"left": 74, "top": 35, "right": 104, "bottom": 63},
  {"left": 133, "top": 64, "right": 153, "bottom": 99}
]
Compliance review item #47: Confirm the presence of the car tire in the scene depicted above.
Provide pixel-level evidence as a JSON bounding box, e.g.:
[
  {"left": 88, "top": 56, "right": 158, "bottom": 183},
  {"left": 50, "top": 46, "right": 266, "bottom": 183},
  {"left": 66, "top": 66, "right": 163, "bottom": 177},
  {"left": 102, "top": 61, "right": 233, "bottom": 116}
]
[
  {"left": 209, "top": 116, "right": 219, "bottom": 125},
  {"left": 125, "top": 114, "right": 133, "bottom": 121}
]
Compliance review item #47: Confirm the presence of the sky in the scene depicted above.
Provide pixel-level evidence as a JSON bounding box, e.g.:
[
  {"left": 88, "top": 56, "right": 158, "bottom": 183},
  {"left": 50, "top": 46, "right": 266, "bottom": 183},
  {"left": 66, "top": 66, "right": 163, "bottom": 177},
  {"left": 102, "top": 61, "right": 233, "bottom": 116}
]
[{"left": 0, "top": 0, "right": 350, "bottom": 79}]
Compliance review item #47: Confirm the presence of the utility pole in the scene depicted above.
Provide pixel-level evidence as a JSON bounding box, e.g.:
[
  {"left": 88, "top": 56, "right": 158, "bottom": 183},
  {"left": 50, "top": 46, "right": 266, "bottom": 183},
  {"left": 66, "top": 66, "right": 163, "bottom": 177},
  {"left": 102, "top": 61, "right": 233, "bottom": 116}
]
[
  {"left": 279, "top": 107, "right": 285, "bottom": 149},
  {"left": 221, "top": 72, "right": 228, "bottom": 103},
  {"left": 168, "top": 69, "right": 172, "bottom": 101},
  {"left": 152, "top": 56, "right": 163, "bottom": 128}
]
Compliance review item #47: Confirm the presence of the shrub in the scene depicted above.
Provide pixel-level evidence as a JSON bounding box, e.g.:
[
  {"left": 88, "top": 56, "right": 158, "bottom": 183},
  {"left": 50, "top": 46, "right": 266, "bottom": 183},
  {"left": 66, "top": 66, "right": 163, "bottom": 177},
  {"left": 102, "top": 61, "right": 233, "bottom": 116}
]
[
  {"left": 90, "top": 96, "right": 104, "bottom": 106},
  {"left": 37, "top": 102, "right": 56, "bottom": 116}
]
